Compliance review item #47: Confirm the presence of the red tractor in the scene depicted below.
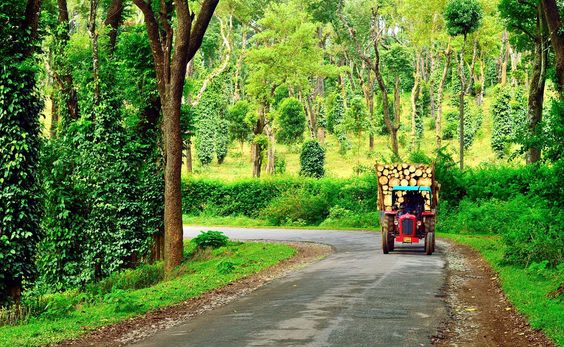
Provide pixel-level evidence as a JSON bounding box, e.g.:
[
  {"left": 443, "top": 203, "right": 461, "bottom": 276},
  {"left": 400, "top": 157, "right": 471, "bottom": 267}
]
[{"left": 376, "top": 164, "right": 439, "bottom": 255}]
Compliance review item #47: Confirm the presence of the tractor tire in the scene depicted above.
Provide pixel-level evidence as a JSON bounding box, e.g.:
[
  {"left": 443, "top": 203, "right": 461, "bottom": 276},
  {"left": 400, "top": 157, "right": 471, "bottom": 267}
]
[
  {"left": 425, "top": 232, "right": 435, "bottom": 255},
  {"left": 424, "top": 216, "right": 436, "bottom": 253},
  {"left": 382, "top": 216, "right": 394, "bottom": 254},
  {"left": 382, "top": 230, "right": 389, "bottom": 254}
]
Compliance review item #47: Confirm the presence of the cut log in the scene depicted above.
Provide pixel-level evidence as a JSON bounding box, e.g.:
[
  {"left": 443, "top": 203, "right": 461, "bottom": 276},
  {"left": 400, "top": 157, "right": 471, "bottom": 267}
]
[
  {"left": 423, "top": 173, "right": 428, "bottom": 178},
  {"left": 392, "top": 169, "right": 398, "bottom": 173},
  {"left": 384, "top": 195, "right": 392, "bottom": 206},
  {"left": 426, "top": 168, "right": 432, "bottom": 174},
  {"left": 389, "top": 178, "right": 400, "bottom": 187},
  {"left": 377, "top": 164, "right": 384, "bottom": 172},
  {"left": 400, "top": 179, "right": 408, "bottom": 186},
  {"left": 382, "top": 185, "right": 388, "bottom": 191},
  {"left": 383, "top": 169, "right": 389, "bottom": 175},
  {"left": 394, "top": 173, "right": 399, "bottom": 178},
  {"left": 402, "top": 163, "right": 408, "bottom": 169},
  {"left": 409, "top": 178, "right": 417, "bottom": 186},
  {"left": 379, "top": 176, "right": 389, "bottom": 185},
  {"left": 415, "top": 169, "right": 422, "bottom": 176},
  {"left": 418, "top": 177, "right": 432, "bottom": 186},
  {"left": 398, "top": 197, "right": 404, "bottom": 203},
  {"left": 409, "top": 165, "right": 416, "bottom": 173},
  {"left": 403, "top": 169, "right": 410, "bottom": 176}
]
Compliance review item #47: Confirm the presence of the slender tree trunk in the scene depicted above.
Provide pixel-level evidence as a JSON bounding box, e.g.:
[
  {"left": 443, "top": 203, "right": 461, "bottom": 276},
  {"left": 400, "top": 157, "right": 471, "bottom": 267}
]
[
  {"left": 54, "top": 0, "right": 79, "bottom": 121},
  {"left": 50, "top": 94, "right": 58, "bottom": 137},
  {"left": 265, "top": 124, "right": 275, "bottom": 175},
  {"left": 104, "top": 0, "right": 123, "bottom": 53},
  {"left": 233, "top": 26, "right": 246, "bottom": 101},
  {"left": 501, "top": 35, "right": 509, "bottom": 85},
  {"left": 89, "top": 0, "right": 100, "bottom": 107},
  {"left": 411, "top": 54, "right": 421, "bottom": 150},
  {"left": 429, "top": 53, "right": 436, "bottom": 120},
  {"left": 541, "top": 0, "right": 564, "bottom": 95},
  {"left": 436, "top": 44, "right": 452, "bottom": 149},
  {"left": 465, "top": 38, "right": 478, "bottom": 95},
  {"left": 527, "top": 9, "right": 547, "bottom": 164},
  {"left": 477, "top": 57, "right": 485, "bottom": 105},
  {"left": 184, "top": 138, "right": 193, "bottom": 175},
  {"left": 252, "top": 105, "right": 266, "bottom": 177},
  {"left": 458, "top": 34, "right": 468, "bottom": 170}
]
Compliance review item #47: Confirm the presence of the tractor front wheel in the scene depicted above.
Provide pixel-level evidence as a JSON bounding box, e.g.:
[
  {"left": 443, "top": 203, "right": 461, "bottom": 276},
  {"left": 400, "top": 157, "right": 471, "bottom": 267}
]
[
  {"left": 382, "top": 230, "right": 390, "bottom": 254},
  {"left": 425, "top": 232, "right": 435, "bottom": 255}
]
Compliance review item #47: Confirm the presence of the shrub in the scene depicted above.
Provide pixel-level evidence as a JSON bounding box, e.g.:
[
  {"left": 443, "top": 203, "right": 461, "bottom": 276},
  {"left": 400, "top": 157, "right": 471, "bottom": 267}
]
[
  {"left": 300, "top": 140, "right": 325, "bottom": 178},
  {"left": 261, "top": 190, "right": 330, "bottom": 225},
  {"left": 192, "top": 231, "right": 229, "bottom": 249}
]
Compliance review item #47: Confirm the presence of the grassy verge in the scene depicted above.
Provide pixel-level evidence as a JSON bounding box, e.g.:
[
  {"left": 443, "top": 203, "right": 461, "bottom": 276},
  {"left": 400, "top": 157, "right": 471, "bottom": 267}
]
[
  {"left": 0, "top": 241, "right": 295, "bottom": 347},
  {"left": 441, "top": 233, "right": 563, "bottom": 346},
  {"left": 183, "top": 214, "right": 378, "bottom": 231}
]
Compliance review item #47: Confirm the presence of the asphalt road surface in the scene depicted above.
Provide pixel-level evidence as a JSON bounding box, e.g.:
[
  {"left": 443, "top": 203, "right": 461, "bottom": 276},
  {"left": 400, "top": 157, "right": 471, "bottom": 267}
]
[{"left": 132, "top": 227, "right": 447, "bottom": 347}]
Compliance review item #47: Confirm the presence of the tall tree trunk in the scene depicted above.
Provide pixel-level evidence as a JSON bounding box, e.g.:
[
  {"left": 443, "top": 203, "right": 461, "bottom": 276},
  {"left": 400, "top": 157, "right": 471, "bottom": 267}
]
[
  {"left": 458, "top": 35, "right": 468, "bottom": 170},
  {"left": 233, "top": 25, "right": 246, "bottom": 101},
  {"left": 265, "top": 124, "right": 275, "bottom": 175},
  {"left": 411, "top": 54, "right": 421, "bottom": 150},
  {"left": 50, "top": 93, "right": 58, "bottom": 137},
  {"left": 89, "top": 0, "right": 100, "bottom": 107},
  {"left": 133, "top": 0, "right": 219, "bottom": 274},
  {"left": 436, "top": 44, "right": 452, "bottom": 149},
  {"left": 465, "top": 38, "right": 478, "bottom": 95},
  {"left": 499, "top": 31, "right": 508, "bottom": 84},
  {"left": 252, "top": 105, "right": 266, "bottom": 177},
  {"left": 104, "top": 0, "right": 123, "bottom": 54},
  {"left": 541, "top": 0, "right": 564, "bottom": 95},
  {"left": 184, "top": 138, "right": 193, "bottom": 175},
  {"left": 477, "top": 56, "right": 485, "bottom": 106},
  {"left": 54, "top": 0, "right": 79, "bottom": 121},
  {"left": 527, "top": 8, "right": 547, "bottom": 164},
  {"left": 429, "top": 52, "right": 436, "bottom": 120}
]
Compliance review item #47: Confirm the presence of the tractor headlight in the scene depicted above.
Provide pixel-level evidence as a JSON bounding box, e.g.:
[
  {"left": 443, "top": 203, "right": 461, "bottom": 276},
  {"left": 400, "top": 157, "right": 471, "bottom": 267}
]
[
  {"left": 417, "top": 221, "right": 422, "bottom": 226},
  {"left": 394, "top": 220, "right": 398, "bottom": 225}
]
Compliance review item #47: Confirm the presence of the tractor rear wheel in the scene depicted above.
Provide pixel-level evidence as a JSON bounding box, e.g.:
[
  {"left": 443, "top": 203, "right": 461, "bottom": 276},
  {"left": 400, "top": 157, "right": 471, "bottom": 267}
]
[
  {"left": 382, "top": 216, "right": 394, "bottom": 254},
  {"left": 425, "top": 232, "right": 435, "bottom": 255}
]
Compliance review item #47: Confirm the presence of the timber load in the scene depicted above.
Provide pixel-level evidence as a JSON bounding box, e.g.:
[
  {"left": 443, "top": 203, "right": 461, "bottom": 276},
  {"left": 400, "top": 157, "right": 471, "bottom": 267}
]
[{"left": 375, "top": 163, "right": 440, "bottom": 212}]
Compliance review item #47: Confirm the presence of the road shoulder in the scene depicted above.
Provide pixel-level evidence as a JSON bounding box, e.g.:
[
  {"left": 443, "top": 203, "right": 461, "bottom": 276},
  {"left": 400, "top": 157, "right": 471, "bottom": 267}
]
[{"left": 433, "top": 239, "right": 555, "bottom": 347}]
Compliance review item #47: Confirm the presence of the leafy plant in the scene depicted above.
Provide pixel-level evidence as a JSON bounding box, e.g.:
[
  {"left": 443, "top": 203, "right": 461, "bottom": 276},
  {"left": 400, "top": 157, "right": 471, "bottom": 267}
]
[
  {"left": 299, "top": 140, "right": 325, "bottom": 178},
  {"left": 192, "top": 231, "right": 229, "bottom": 249}
]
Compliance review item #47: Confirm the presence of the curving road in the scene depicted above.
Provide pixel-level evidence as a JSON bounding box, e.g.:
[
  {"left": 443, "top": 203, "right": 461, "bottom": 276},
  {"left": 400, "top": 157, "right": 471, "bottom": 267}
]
[{"left": 132, "top": 227, "right": 447, "bottom": 347}]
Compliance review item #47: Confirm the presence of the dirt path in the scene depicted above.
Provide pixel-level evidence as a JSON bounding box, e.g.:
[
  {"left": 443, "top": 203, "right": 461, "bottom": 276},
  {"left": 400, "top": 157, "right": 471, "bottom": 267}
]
[
  {"left": 57, "top": 242, "right": 332, "bottom": 347},
  {"left": 433, "top": 240, "right": 555, "bottom": 347}
]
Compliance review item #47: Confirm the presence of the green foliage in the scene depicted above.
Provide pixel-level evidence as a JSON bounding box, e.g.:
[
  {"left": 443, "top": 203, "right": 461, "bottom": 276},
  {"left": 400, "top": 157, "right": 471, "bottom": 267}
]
[
  {"left": 261, "top": 190, "right": 330, "bottom": 225},
  {"left": 444, "top": 0, "right": 483, "bottom": 37},
  {"left": 273, "top": 154, "right": 287, "bottom": 175},
  {"left": 276, "top": 97, "right": 306, "bottom": 145},
  {"left": 490, "top": 85, "right": 512, "bottom": 156},
  {"left": 299, "top": 140, "right": 325, "bottom": 178},
  {"left": 326, "top": 92, "right": 350, "bottom": 154},
  {"left": 226, "top": 100, "right": 253, "bottom": 146},
  {"left": 442, "top": 110, "right": 459, "bottom": 139},
  {"left": 195, "top": 106, "right": 216, "bottom": 166},
  {"left": 38, "top": 113, "right": 163, "bottom": 291},
  {"left": 215, "top": 119, "right": 230, "bottom": 164},
  {"left": 191, "top": 231, "right": 229, "bottom": 249},
  {"left": 0, "top": 1, "right": 43, "bottom": 303},
  {"left": 345, "top": 96, "right": 369, "bottom": 136},
  {"left": 182, "top": 174, "right": 377, "bottom": 219}
]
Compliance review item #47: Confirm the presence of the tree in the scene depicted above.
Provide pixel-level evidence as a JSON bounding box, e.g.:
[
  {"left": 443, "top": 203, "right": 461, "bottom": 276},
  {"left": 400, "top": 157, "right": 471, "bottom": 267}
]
[
  {"left": 0, "top": 0, "right": 43, "bottom": 303},
  {"left": 444, "top": 0, "right": 482, "bottom": 169},
  {"left": 345, "top": 96, "right": 369, "bottom": 156},
  {"left": 276, "top": 97, "right": 307, "bottom": 145},
  {"left": 499, "top": 0, "right": 549, "bottom": 163},
  {"left": 300, "top": 140, "right": 325, "bottom": 178},
  {"left": 540, "top": 0, "right": 563, "bottom": 95},
  {"left": 227, "top": 100, "right": 253, "bottom": 153},
  {"left": 132, "top": 0, "right": 219, "bottom": 274}
]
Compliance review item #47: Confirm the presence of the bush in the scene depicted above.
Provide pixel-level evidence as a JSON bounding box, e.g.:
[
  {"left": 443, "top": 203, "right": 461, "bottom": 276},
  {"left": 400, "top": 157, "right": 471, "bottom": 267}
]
[
  {"left": 261, "top": 190, "right": 330, "bottom": 225},
  {"left": 192, "top": 231, "right": 229, "bottom": 249},
  {"left": 300, "top": 140, "right": 325, "bottom": 178}
]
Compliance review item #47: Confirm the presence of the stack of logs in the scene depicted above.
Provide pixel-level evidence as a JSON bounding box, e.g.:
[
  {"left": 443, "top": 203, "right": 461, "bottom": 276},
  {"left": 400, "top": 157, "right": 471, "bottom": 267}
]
[{"left": 376, "top": 163, "right": 434, "bottom": 211}]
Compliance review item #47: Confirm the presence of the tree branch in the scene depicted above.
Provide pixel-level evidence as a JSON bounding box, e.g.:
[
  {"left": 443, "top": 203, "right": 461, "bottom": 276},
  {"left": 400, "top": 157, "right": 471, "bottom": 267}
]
[{"left": 186, "top": 0, "right": 220, "bottom": 62}]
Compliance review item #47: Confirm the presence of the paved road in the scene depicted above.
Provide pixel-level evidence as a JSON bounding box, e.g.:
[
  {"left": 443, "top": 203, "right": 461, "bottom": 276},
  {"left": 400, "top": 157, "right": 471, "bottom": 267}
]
[{"left": 132, "top": 227, "right": 447, "bottom": 347}]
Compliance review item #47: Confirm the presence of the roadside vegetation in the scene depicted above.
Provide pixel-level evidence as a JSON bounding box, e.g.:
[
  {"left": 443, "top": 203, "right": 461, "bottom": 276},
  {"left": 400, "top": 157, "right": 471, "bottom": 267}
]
[{"left": 0, "top": 232, "right": 295, "bottom": 347}]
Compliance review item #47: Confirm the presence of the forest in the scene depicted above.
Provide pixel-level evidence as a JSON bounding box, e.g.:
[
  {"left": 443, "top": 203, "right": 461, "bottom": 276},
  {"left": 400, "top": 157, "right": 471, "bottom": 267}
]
[{"left": 0, "top": 0, "right": 562, "bottom": 345}]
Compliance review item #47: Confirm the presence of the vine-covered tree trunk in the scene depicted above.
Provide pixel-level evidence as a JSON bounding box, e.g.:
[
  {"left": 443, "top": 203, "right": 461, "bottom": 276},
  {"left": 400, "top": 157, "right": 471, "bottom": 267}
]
[
  {"left": 457, "top": 34, "right": 468, "bottom": 170},
  {"left": 265, "top": 124, "right": 275, "bottom": 175},
  {"left": 436, "top": 44, "right": 452, "bottom": 149},
  {"left": 541, "top": 0, "right": 564, "bottom": 95},
  {"left": 526, "top": 8, "right": 547, "bottom": 164},
  {"left": 89, "top": 0, "right": 100, "bottom": 107},
  {"left": 104, "top": 0, "right": 123, "bottom": 54},
  {"left": 411, "top": 54, "right": 421, "bottom": 150}
]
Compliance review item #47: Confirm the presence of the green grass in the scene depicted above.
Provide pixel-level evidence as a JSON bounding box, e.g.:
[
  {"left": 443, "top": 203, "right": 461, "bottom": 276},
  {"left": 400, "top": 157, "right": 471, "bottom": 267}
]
[
  {"left": 183, "top": 214, "right": 378, "bottom": 231},
  {"left": 441, "top": 233, "right": 564, "bottom": 346},
  {"left": 0, "top": 241, "right": 295, "bottom": 347}
]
